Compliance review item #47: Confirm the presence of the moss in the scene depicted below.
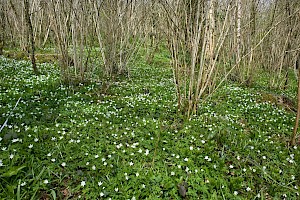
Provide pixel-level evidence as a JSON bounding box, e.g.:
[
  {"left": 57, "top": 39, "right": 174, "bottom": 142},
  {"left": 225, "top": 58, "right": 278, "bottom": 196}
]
[
  {"left": 259, "top": 92, "right": 296, "bottom": 112},
  {"left": 3, "top": 50, "right": 60, "bottom": 64},
  {"left": 4, "top": 50, "right": 28, "bottom": 60},
  {"left": 259, "top": 92, "right": 278, "bottom": 104},
  {"left": 35, "top": 54, "right": 59, "bottom": 63}
]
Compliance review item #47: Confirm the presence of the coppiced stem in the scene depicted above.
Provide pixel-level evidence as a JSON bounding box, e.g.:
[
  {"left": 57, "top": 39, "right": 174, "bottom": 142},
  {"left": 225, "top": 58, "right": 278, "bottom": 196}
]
[
  {"left": 291, "top": 55, "right": 300, "bottom": 146},
  {"left": 24, "top": 0, "right": 38, "bottom": 75},
  {"left": 163, "top": 0, "right": 231, "bottom": 118}
]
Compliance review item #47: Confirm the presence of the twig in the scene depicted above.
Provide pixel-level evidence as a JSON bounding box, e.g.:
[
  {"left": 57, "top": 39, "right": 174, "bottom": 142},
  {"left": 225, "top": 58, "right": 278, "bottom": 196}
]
[{"left": 0, "top": 97, "right": 21, "bottom": 133}]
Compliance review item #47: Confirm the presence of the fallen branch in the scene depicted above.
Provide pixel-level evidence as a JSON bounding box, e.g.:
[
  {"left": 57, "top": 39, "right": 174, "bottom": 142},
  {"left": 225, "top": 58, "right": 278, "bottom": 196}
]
[{"left": 0, "top": 97, "right": 21, "bottom": 133}]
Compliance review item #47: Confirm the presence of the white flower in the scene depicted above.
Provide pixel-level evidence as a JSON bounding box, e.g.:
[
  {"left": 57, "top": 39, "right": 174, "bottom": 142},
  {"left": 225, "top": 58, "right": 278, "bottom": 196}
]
[
  {"left": 234, "top": 191, "right": 238, "bottom": 195},
  {"left": 136, "top": 173, "right": 139, "bottom": 177},
  {"left": 257, "top": 193, "right": 261, "bottom": 198},
  {"left": 9, "top": 154, "right": 14, "bottom": 159},
  {"left": 145, "top": 149, "right": 149, "bottom": 156},
  {"left": 115, "top": 188, "right": 118, "bottom": 192},
  {"left": 201, "top": 140, "right": 205, "bottom": 144},
  {"left": 229, "top": 165, "right": 234, "bottom": 169},
  {"left": 132, "top": 196, "right": 136, "bottom": 200},
  {"left": 102, "top": 158, "right": 106, "bottom": 162},
  {"left": 246, "top": 187, "right": 251, "bottom": 192},
  {"left": 20, "top": 182, "right": 26, "bottom": 186},
  {"left": 92, "top": 165, "right": 96, "bottom": 170},
  {"left": 171, "top": 171, "right": 175, "bottom": 176},
  {"left": 98, "top": 181, "right": 103, "bottom": 186},
  {"left": 0, "top": 137, "right": 2, "bottom": 141},
  {"left": 178, "top": 165, "right": 181, "bottom": 169},
  {"left": 28, "top": 144, "right": 33, "bottom": 149},
  {"left": 81, "top": 181, "right": 86, "bottom": 187},
  {"left": 34, "top": 138, "right": 38, "bottom": 142},
  {"left": 61, "top": 162, "right": 66, "bottom": 167},
  {"left": 100, "top": 192, "right": 104, "bottom": 197},
  {"left": 129, "top": 162, "right": 134, "bottom": 166},
  {"left": 242, "top": 168, "right": 247, "bottom": 172},
  {"left": 51, "top": 158, "right": 56, "bottom": 162},
  {"left": 43, "top": 180, "right": 49, "bottom": 184},
  {"left": 86, "top": 162, "right": 89, "bottom": 165},
  {"left": 189, "top": 146, "right": 193, "bottom": 150},
  {"left": 184, "top": 158, "right": 189, "bottom": 162},
  {"left": 237, "top": 156, "right": 240, "bottom": 160},
  {"left": 47, "top": 153, "right": 52, "bottom": 157},
  {"left": 95, "top": 154, "right": 99, "bottom": 158},
  {"left": 176, "top": 155, "right": 180, "bottom": 159},
  {"left": 262, "top": 156, "right": 266, "bottom": 160},
  {"left": 12, "top": 138, "right": 19, "bottom": 143},
  {"left": 142, "top": 184, "right": 146, "bottom": 188}
]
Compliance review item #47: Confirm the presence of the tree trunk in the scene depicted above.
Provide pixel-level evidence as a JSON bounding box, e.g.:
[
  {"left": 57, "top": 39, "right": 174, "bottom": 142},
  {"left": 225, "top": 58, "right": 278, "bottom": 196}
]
[
  {"left": 24, "top": 0, "right": 38, "bottom": 75},
  {"left": 236, "top": 0, "right": 241, "bottom": 71},
  {"left": 0, "top": 1, "right": 5, "bottom": 55},
  {"left": 291, "top": 55, "right": 300, "bottom": 146},
  {"left": 246, "top": 0, "right": 257, "bottom": 86}
]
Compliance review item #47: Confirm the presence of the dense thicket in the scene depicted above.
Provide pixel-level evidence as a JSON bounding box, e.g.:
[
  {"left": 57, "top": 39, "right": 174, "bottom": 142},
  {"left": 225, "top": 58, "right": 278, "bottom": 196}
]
[{"left": 1, "top": 0, "right": 300, "bottom": 119}]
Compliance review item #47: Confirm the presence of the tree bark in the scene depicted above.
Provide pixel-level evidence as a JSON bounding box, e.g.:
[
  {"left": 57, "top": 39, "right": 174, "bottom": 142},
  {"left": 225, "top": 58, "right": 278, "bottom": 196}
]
[
  {"left": 24, "top": 0, "right": 38, "bottom": 75},
  {"left": 291, "top": 55, "right": 300, "bottom": 146},
  {"left": 0, "top": 1, "right": 5, "bottom": 55}
]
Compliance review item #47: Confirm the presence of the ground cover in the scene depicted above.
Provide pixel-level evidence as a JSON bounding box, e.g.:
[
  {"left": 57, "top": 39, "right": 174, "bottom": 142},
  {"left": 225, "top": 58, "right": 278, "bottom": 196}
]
[{"left": 0, "top": 56, "right": 299, "bottom": 199}]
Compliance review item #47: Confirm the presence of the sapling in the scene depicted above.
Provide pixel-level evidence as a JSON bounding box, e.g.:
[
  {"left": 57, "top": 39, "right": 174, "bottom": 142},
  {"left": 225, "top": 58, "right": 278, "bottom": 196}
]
[{"left": 291, "top": 55, "right": 300, "bottom": 146}]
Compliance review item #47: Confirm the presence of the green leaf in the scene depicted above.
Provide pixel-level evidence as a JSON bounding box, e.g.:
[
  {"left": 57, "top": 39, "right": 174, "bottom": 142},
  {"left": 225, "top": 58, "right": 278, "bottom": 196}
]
[
  {"left": 1, "top": 166, "right": 26, "bottom": 177},
  {"left": 51, "top": 189, "right": 56, "bottom": 200},
  {"left": 17, "top": 180, "right": 21, "bottom": 200}
]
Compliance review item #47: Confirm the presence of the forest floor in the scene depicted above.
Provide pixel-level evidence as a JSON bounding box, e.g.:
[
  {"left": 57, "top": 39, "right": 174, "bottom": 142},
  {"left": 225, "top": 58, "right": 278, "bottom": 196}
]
[{"left": 0, "top": 53, "right": 300, "bottom": 199}]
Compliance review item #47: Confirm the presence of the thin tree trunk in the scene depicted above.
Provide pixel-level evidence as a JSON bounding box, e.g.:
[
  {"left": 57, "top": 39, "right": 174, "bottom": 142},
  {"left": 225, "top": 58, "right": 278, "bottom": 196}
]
[
  {"left": 24, "top": 0, "right": 38, "bottom": 75},
  {"left": 246, "top": 0, "right": 257, "bottom": 86},
  {"left": 291, "top": 55, "right": 300, "bottom": 146},
  {"left": 0, "top": 1, "right": 4, "bottom": 55},
  {"left": 236, "top": 0, "right": 241, "bottom": 78}
]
